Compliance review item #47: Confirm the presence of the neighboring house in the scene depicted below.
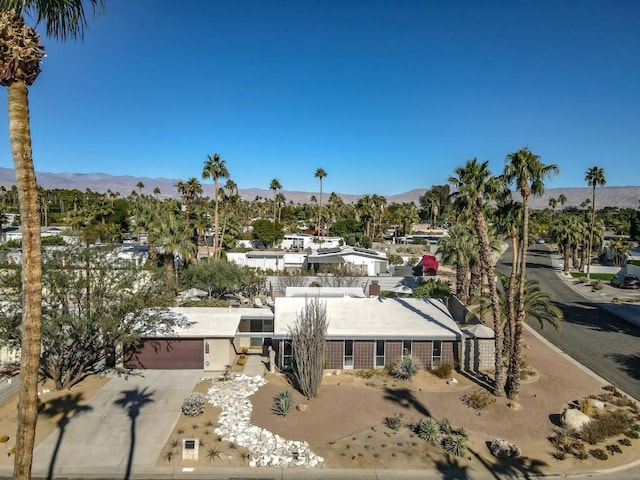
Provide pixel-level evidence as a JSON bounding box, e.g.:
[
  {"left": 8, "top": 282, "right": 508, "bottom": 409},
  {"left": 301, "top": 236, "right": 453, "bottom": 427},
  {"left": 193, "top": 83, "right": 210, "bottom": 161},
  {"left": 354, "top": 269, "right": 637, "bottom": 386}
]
[
  {"left": 306, "top": 246, "right": 389, "bottom": 276},
  {"left": 2, "top": 226, "right": 70, "bottom": 244},
  {"left": 285, "top": 286, "right": 366, "bottom": 298},
  {"left": 280, "top": 234, "right": 343, "bottom": 250},
  {"left": 272, "top": 296, "right": 463, "bottom": 371}
]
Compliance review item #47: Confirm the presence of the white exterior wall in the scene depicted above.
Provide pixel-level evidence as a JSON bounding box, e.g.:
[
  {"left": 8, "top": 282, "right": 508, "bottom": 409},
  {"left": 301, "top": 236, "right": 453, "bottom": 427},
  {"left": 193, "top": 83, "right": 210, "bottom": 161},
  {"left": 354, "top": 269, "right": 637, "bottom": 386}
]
[{"left": 203, "top": 338, "right": 235, "bottom": 371}]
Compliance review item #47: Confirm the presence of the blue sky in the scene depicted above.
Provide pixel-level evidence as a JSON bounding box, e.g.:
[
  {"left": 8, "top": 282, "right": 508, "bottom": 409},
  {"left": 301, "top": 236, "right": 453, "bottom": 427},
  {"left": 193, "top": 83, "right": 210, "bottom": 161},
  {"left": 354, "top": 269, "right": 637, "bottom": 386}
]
[{"left": 1, "top": 0, "right": 639, "bottom": 195}]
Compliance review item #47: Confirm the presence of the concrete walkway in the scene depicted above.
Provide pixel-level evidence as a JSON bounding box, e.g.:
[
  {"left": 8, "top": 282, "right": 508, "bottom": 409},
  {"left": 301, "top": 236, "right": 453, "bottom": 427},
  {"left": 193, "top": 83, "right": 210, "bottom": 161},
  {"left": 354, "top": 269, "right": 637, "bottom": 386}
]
[{"left": 243, "top": 353, "right": 267, "bottom": 376}]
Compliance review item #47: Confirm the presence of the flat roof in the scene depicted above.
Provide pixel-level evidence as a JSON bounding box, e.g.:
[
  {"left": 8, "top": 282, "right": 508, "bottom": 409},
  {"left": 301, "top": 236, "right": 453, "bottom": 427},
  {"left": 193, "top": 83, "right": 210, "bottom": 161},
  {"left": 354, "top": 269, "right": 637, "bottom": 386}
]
[
  {"left": 162, "top": 307, "right": 274, "bottom": 338},
  {"left": 273, "top": 297, "right": 462, "bottom": 340}
]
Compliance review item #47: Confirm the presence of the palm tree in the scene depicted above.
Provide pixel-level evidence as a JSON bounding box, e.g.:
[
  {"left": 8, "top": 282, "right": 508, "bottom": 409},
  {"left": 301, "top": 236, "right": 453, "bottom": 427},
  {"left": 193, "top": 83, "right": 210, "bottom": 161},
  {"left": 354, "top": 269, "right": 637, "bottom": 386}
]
[
  {"left": 202, "top": 153, "right": 229, "bottom": 260},
  {"left": 503, "top": 147, "right": 558, "bottom": 399},
  {"left": 469, "top": 273, "right": 562, "bottom": 343},
  {"left": 150, "top": 209, "right": 195, "bottom": 283},
  {"left": 548, "top": 197, "right": 558, "bottom": 212},
  {"left": 175, "top": 177, "right": 202, "bottom": 230},
  {"left": 0, "top": 2, "right": 102, "bottom": 477},
  {"left": 436, "top": 223, "right": 474, "bottom": 302},
  {"left": 269, "top": 178, "right": 282, "bottom": 222},
  {"left": 585, "top": 167, "right": 606, "bottom": 280},
  {"left": 136, "top": 181, "right": 144, "bottom": 194},
  {"left": 449, "top": 158, "right": 506, "bottom": 396},
  {"left": 153, "top": 187, "right": 161, "bottom": 197},
  {"left": 314, "top": 167, "right": 327, "bottom": 237},
  {"left": 558, "top": 193, "right": 567, "bottom": 212}
]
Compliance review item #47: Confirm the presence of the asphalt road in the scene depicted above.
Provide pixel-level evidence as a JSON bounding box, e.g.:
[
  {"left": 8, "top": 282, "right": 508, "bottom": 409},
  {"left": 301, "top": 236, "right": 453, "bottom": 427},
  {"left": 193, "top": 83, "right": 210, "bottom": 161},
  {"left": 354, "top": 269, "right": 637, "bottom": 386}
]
[{"left": 497, "top": 245, "right": 640, "bottom": 400}]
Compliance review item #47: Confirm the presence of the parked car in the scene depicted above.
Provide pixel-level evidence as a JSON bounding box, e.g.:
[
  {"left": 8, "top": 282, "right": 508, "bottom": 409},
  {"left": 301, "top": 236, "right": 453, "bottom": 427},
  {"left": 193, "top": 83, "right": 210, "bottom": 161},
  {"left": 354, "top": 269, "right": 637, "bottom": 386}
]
[{"left": 610, "top": 275, "right": 640, "bottom": 289}]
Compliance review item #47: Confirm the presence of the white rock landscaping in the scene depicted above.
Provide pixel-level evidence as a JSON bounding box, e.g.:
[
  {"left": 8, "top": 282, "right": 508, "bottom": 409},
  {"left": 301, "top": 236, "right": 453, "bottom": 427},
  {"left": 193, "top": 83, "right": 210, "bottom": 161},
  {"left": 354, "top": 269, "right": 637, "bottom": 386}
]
[{"left": 205, "top": 373, "right": 324, "bottom": 468}]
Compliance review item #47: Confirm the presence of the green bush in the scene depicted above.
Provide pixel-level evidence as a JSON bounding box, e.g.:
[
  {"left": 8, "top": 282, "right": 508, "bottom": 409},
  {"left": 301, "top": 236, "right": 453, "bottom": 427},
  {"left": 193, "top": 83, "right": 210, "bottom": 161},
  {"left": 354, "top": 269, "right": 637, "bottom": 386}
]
[
  {"left": 589, "top": 448, "right": 608, "bottom": 461},
  {"left": 391, "top": 356, "right": 420, "bottom": 380},
  {"left": 442, "top": 433, "right": 469, "bottom": 458},
  {"left": 415, "top": 417, "right": 441, "bottom": 444},
  {"left": 272, "top": 389, "right": 294, "bottom": 417},
  {"left": 432, "top": 362, "right": 453, "bottom": 379}
]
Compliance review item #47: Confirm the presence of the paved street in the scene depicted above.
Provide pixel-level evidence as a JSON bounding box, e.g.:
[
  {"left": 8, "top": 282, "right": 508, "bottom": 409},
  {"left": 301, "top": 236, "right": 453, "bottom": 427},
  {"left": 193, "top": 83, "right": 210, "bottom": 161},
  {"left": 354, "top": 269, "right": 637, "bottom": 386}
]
[{"left": 497, "top": 246, "right": 640, "bottom": 400}]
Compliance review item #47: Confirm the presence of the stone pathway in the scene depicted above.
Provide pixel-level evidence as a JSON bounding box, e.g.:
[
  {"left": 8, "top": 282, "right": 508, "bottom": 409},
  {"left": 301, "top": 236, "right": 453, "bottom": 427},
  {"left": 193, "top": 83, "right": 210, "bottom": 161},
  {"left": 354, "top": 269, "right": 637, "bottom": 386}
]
[{"left": 206, "top": 373, "right": 324, "bottom": 468}]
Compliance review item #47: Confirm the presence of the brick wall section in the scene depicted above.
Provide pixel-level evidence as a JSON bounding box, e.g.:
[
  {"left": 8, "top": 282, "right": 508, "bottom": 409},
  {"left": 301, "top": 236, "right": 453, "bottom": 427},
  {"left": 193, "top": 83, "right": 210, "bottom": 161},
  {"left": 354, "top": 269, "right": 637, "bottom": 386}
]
[
  {"left": 326, "top": 340, "right": 344, "bottom": 369},
  {"left": 354, "top": 341, "right": 374, "bottom": 369},
  {"left": 442, "top": 342, "right": 455, "bottom": 366},
  {"left": 385, "top": 341, "right": 402, "bottom": 367},
  {"left": 412, "top": 341, "right": 433, "bottom": 369}
]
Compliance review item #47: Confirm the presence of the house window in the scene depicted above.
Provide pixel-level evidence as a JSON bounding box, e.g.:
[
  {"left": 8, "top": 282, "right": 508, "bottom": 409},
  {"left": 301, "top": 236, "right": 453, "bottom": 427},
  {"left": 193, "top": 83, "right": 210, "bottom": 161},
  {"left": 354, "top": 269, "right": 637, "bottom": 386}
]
[
  {"left": 432, "top": 340, "right": 442, "bottom": 367},
  {"left": 403, "top": 340, "right": 412, "bottom": 358},
  {"left": 344, "top": 340, "right": 354, "bottom": 368},
  {"left": 283, "top": 340, "right": 293, "bottom": 368},
  {"left": 375, "top": 340, "right": 385, "bottom": 368}
]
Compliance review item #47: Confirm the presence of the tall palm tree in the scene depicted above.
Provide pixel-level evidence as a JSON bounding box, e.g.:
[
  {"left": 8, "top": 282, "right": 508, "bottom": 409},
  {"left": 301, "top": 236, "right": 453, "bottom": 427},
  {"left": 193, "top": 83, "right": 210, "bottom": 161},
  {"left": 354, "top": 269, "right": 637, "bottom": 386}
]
[
  {"left": 202, "top": 153, "right": 229, "bottom": 260},
  {"left": 449, "top": 159, "right": 506, "bottom": 396},
  {"left": 558, "top": 193, "right": 567, "bottom": 212},
  {"left": 436, "top": 223, "right": 474, "bottom": 303},
  {"left": 585, "top": 166, "right": 606, "bottom": 280},
  {"left": 0, "top": 2, "right": 102, "bottom": 477},
  {"left": 314, "top": 167, "right": 327, "bottom": 237},
  {"left": 136, "top": 181, "right": 144, "bottom": 194},
  {"left": 503, "top": 147, "right": 558, "bottom": 399},
  {"left": 269, "top": 178, "right": 282, "bottom": 222}
]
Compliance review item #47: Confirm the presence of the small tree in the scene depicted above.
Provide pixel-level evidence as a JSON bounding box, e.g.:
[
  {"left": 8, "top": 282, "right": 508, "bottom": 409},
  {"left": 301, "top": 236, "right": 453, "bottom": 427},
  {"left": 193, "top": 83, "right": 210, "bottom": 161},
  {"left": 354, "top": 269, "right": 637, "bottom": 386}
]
[{"left": 290, "top": 297, "right": 328, "bottom": 399}]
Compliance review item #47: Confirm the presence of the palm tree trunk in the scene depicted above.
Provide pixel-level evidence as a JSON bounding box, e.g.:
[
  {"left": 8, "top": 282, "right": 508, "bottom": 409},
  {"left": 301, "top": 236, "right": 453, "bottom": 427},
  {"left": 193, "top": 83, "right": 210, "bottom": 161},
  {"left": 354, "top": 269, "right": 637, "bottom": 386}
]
[
  {"left": 586, "top": 186, "right": 596, "bottom": 280},
  {"left": 213, "top": 179, "right": 220, "bottom": 260},
  {"left": 9, "top": 81, "right": 43, "bottom": 480},
  {"left": 505, "top": 231, "right": 519, "bottom": 358},
  {"left": 472, "top": 204, "right": 505, "bottom": 396},
  {"left": 469, "top": 258, "right": 482, "bottom": 298},
  {"left": 508, "top": 195, "right": 528, "bottom": 399}
]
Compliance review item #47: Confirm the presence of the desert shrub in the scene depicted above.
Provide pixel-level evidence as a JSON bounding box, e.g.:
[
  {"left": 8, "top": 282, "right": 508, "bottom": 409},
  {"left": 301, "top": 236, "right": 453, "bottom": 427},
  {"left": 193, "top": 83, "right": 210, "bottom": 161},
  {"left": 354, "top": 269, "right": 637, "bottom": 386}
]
[
  {"left": 579, "top": 397, "right": 593, "bottom": 416},
  {"left": 442, "top": 433, "right": 468, "bottom": 458},
  {"left": 432, "top": 362, "right": 453, "bottom": 379},
  {"left": 462, "top": 388, "right": 496, "bottom": 411},
  {"left": 573, "top": 441, "right": 588, "bottom": 460},
  {"left": 439, "top": 418, "right": 452, "bottom": 435},
  {"left": 415, "top": 417, "right": 441, "bottom": 444},
  {"left": 391, "top": 356, "right": 420, "bottom": 380},
  {"left": 181, "top": 392, "right": 206, "bottom": 417},
  {"left": 272, "top": 389, "right": 294, "bottom": 417},
  {"left": 457, "top": 426, "right": 469, "bottom": 438},
  {"left": 579, "top": 411, "right": 631, "bottom": 444},
  {"left": 357, "top": 368, "right": 388, "bottom": 379},
  {"left": 590, "top": 448, "right": 608, "bottom": 461},
  {"left": 384, "top": 412, "right": 404, "bottom": 431},
  {"left": 625, "top": 430, "right": 639, "bottom": 439},
  {"left": 606, "top": 444, "right": 622, "bottom": 455},
  {"left": 591, "top": 280, "right": 604, "bottom": 291},
  {"left": 619, "top": 438, "right": 632, "bottom": 446}
]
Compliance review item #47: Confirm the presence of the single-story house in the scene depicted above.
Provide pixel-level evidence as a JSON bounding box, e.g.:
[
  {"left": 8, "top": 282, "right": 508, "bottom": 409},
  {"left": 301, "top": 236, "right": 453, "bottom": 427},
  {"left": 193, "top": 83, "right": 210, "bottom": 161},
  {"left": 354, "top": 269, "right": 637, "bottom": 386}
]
[
  {"left": 306, "top": 246, "right": 389, "bottom": 276},
  {"left": 124, "top": 307, "right": 275, "bottom": 371},
  {"left": 271, "top": 296, "right": 463, "bottom": 371},
  {"left": 124, "top": 294, "right": 464, "bottom": 372}
]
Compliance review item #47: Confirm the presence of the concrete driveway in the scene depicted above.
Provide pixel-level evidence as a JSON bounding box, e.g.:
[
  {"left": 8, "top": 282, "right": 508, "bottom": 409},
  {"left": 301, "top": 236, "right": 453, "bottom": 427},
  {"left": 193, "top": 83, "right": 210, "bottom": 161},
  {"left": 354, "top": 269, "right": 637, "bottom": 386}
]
[{"left": 31, "top": 369, "right": 204, "bottom": 478}]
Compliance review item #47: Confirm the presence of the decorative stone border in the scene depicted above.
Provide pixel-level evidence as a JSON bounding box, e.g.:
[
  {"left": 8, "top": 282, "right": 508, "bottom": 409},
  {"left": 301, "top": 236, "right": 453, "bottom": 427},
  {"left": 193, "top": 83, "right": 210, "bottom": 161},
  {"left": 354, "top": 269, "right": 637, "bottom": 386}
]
[{"left": 205, "top": 373, "right": 324, "bottom": 468}]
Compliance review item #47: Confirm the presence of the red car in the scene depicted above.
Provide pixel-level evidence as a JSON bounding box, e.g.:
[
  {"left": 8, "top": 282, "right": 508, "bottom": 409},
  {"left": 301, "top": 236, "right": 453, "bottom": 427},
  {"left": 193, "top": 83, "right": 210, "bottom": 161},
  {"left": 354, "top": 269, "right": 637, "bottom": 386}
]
[{"left": 610, "top": 275, "right": 640, "bottom": 289}]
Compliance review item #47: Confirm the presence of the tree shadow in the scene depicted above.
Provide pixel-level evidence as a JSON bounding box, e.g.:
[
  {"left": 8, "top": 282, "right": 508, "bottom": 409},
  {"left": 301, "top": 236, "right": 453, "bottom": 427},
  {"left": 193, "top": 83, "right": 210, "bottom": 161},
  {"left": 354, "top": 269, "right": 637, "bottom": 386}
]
[
  {"left": 114, "top": 387, "right": 155, "bottom": 480},
  {"left": 434, "top": 454, "right": 471, "bottom": 479},
  {"left": 458, "top": 368, "right": 495, "bottom": 392},
  {"left": 470, "top": 445, "right": 548, "bottom": 479},
  {"left": 607, "top": 353, "right": 640, "bottom": 381},
  {"left": 41, "top": 393, "right": 93, "bottom": 480},
  {"left": 383, "top": 387, "right": 430, "bottom": 417}
]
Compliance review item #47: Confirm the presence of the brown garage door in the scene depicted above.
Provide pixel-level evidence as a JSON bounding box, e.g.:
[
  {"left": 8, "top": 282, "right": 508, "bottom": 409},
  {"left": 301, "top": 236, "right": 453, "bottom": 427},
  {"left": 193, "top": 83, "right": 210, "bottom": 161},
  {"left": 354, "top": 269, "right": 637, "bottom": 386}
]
[{"left": 125, "top": 338, "right": 203, "bottom": 369}]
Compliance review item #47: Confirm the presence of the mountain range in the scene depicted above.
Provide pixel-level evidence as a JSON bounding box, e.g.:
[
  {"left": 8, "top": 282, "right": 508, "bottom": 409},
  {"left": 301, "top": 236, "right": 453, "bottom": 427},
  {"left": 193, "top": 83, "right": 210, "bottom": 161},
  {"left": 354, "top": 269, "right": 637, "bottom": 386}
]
[{"left": 1, "top": 167, "right": 638, "bottom": 209}]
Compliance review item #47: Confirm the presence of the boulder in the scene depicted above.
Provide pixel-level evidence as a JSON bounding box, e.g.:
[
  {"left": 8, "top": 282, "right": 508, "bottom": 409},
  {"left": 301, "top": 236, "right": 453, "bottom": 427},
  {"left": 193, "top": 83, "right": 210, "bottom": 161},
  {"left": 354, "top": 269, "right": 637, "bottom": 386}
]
[
  {"left": 489, "top": 439, "right": 521, "bottom": 458},
  {"left": 561, "top": 408, "right": 591, "bottom": 431},
  {"left": 508, "top": 401, "right": 522, "bottom": 411},
  {"left": 296, "top": 403, "right": 309, "bottom": 412},
  {"left": 447, "top": 378, "right": 459, "bottom": 385},
  {"left": 591, "top": 399, "right": 605, "bottom": 410}
]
